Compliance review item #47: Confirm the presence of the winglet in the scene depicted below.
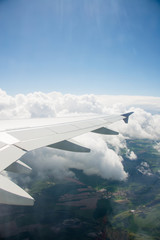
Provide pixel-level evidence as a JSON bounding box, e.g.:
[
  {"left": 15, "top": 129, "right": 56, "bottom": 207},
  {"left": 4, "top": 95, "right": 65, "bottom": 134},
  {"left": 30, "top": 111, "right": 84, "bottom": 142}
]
[{"left": 121, "top": 112, "right": 134, "bottom": 124}]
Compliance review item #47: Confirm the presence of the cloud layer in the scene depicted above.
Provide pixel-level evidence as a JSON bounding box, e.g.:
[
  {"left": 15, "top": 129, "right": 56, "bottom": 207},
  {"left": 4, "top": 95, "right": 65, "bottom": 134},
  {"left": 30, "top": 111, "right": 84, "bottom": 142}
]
[{"left": 1, "top": 89, "right": 160, "bottom": 181}]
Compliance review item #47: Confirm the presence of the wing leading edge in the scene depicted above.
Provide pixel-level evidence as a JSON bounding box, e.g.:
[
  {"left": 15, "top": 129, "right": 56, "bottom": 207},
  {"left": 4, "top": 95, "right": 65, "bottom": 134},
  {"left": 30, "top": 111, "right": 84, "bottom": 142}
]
[{"left": 0, "top": 112, "right": 133, "bottom": 206}]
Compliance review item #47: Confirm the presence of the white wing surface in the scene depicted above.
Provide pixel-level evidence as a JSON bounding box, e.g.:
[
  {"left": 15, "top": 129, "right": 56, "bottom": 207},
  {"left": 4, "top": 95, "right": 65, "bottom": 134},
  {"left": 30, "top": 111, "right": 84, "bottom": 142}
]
[{"left": 0, "top": 112, "right": 133, "bottom": 206}]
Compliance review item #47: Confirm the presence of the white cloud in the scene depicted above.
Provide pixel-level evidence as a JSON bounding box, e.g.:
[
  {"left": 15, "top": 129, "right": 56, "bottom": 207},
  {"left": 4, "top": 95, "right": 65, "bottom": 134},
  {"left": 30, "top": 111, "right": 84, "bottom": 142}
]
[
  {"left": 117, "top": 108, "right": 160, "bottom": 140},
  {"left": 1, "top": 89, "right": 160, "bottom": 181},
  {"left": 154, "top": 142, "right": 160, "bottom": 153},
  {"left": 97, "top": 95, "right": 160, "bottom": 114},
  {"left": 126, "top": 150, "right": 137, "bottom": 160},
  {"left": 22, "top": 133, "right": 127, "bottom": 182}
]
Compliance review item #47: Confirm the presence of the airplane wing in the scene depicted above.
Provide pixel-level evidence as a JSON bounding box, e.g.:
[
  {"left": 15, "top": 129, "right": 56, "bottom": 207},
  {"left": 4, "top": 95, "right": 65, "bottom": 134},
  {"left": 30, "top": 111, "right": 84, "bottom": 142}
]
[{"left": 0, "top": 112, "right": 133, "bottom": 206}]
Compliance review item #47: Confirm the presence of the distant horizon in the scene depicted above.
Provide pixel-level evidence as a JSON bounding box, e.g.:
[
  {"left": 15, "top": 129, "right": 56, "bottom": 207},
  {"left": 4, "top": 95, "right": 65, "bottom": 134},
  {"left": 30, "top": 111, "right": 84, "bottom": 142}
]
[
  {"left": 2, "top": 88, "right": 160, "bottom": 98},
  {"left": 1, "top": 88, "right": 160, "bottom": 117}
]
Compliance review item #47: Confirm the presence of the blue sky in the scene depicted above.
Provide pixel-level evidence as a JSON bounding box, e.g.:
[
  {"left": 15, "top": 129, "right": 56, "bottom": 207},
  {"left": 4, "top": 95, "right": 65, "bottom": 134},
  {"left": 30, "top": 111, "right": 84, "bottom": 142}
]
[{"left": 0, "top": 0, "right": 160, "bottom": 96}]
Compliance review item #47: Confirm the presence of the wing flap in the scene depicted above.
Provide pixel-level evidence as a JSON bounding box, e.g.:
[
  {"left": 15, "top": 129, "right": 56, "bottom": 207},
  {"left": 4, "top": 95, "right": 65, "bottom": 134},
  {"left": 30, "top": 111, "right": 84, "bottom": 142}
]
[
  {"left": 14, "top": 123, "right": 112, "bottom": 151},
  {"left": 0, "top": 145, "right": 25, "bottom": 172},
  {"left": 0, "top": 174, "right": 34, "bottom": 206},
  {"left": 0, "top": 113, "right": 133, "bottom": 171},
  {"left": 0, "top": 112, "right": 133, "bottom": 205},
  {"left": 9, "top": 114, "right": 129, "bottom": 152}
]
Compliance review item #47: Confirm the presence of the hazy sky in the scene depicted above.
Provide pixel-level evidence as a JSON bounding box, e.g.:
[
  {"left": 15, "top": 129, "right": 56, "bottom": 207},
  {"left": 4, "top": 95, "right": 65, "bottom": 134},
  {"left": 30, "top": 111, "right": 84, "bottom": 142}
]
[{"left": 0, "top": 0, "right": 160, "bottom": 96}]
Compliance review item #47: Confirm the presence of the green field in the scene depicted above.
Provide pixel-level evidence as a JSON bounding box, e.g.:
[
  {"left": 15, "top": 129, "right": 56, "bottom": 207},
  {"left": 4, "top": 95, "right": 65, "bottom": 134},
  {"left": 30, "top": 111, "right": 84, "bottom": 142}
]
[{"left": 0, "top": 139, "right": 160, "bottom": 240}]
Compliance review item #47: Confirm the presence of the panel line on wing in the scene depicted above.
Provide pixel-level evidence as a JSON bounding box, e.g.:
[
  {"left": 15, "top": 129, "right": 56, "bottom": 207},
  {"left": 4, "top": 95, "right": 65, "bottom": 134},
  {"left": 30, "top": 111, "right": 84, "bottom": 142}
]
[{"left": 0, "top": 145, "right": 25, "bottom": 172}]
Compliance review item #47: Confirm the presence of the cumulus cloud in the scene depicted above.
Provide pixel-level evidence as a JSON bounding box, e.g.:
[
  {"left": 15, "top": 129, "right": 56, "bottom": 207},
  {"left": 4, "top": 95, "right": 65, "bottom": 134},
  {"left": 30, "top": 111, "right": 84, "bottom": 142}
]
[
  {"left": 0, "top": 89, "right": 56, "bottom": 119},
  {"left": 116, "top": 108, "right": 160, "bottom": 140},
  {"left": 21, "top": 133, "right": 127, "bottom": 182},
  {"left": 0, "top": 89, "right": 160, "bottom": 181}
]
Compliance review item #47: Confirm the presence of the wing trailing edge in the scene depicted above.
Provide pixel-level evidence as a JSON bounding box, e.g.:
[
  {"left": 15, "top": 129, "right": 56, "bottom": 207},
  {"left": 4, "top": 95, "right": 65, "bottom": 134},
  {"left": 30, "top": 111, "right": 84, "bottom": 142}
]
[
  {"left": 0, "top": 111, "right": 134, "bottom": 206},
  {"left": 0, "top": 174, "right": 34, "bottom": 206}
]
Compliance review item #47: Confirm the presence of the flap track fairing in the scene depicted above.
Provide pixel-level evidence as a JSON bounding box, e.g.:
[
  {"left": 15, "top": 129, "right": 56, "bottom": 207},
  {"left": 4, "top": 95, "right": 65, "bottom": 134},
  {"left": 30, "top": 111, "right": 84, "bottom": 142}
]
[
  {"left": 92, "top": 127, "right": 119, "bottom": 135},
  {"left": 5, "top": 160, "right": 32, "bottom": 174},
  {"left": 47, "top": 140, "right": 90, "bottom": 153}
]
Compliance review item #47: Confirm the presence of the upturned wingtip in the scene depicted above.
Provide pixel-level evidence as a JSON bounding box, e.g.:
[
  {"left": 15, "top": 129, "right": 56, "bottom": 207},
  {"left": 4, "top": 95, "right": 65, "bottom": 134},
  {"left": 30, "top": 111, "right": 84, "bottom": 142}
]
[{"left": 121, "top": 112, "right": 134, "bottom": 124}]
